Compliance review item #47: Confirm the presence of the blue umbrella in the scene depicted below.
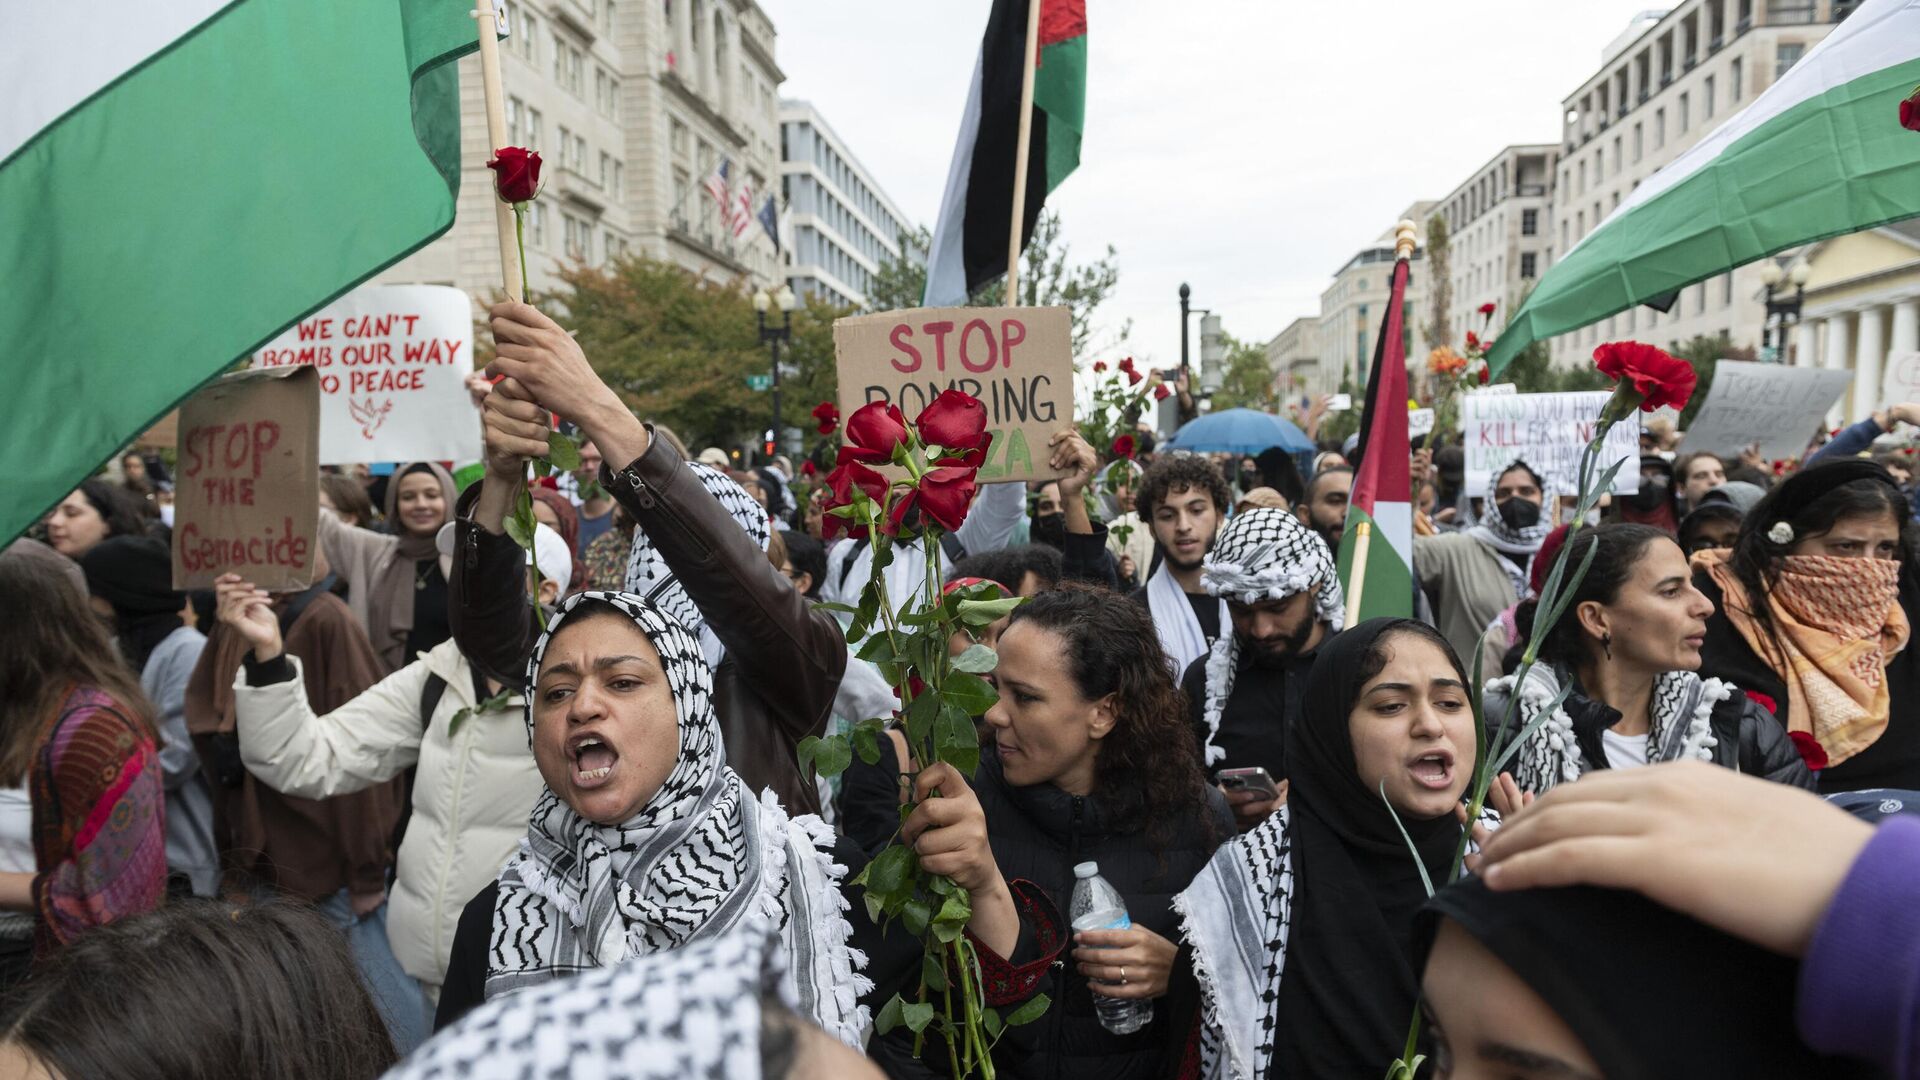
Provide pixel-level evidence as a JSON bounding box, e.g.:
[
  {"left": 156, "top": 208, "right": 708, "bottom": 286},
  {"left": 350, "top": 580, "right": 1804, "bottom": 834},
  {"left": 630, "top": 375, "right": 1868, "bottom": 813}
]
[{"left": 1164, "top": 408, "right": 1315, "bottom": 454}]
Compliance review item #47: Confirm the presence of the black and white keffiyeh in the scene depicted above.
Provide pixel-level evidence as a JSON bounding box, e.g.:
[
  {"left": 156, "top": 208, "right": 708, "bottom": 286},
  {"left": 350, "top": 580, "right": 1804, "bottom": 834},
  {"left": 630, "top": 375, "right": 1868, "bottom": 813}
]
[
  {"left": 1173, "top": 807, "right": 1294, "bottom": 1080},
  {"left": 487, "top": 591, "right": 868, "bottom": 1045},
  {"left": 394, "top": 922, "right": 787, "bottom": 1080},
  {"left": 1196, "top": 509, "right": 1345, "bottom": 767},
  {"left": 624, "top": 462, "right": 771, "bottom": 668},
  {"left": 1484, "top": 664, "right": 1724, "bottom": 793}
]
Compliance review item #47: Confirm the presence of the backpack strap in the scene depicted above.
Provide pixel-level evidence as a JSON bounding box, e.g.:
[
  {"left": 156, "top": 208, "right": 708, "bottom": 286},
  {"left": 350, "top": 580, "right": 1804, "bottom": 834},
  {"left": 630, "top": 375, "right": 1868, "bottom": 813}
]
[{"left": 418, "top": 673, "right": 450, "bottom": 732}]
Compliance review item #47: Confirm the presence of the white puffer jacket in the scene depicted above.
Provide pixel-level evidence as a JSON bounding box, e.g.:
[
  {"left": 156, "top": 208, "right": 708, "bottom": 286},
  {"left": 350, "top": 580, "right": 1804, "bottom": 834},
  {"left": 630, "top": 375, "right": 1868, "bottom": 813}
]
[{"left": 232, "top": 638, "right": 543, "bottom": 997}]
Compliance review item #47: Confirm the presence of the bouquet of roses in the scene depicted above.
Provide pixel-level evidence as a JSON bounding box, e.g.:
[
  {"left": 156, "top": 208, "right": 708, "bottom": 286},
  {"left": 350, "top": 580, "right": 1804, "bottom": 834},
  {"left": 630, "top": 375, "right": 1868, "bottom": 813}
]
[{"left": 1077, "top": 357, "right": 1166, "bottom": 545}]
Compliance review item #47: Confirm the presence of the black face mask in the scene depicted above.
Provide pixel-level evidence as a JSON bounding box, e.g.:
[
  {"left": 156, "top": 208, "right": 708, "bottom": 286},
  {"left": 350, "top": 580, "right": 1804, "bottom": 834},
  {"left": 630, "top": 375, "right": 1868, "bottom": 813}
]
[
  {"left": 1031, "top": 512, "right": 1067, "bottom": 549},
  {"left": 1496, "top": 497, "right": 1542, "bottom": 531},
  {"left": 1626, "top": 478, "right": 1669, "bottom": 512}
]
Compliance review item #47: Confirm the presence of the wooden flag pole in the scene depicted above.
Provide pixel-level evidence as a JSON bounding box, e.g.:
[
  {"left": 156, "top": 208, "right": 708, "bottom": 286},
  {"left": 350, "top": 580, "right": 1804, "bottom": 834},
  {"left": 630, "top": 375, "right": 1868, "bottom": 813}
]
[
  {"left": 1343, "top": 520, "right": 1373, "bottom": 626},
  {"left": 1003, "top": 0, "right": 1044, "bottom": 306},
  {"left": 471, "top": 0, "right": 524, "bottom": 304}
]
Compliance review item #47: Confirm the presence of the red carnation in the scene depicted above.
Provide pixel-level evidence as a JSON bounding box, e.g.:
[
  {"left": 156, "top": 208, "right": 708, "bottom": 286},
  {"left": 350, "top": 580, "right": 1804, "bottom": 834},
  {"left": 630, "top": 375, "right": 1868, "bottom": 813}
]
[
  {"left": 811, "top": 401, "right": 840, "bottom": 435},
  {"left": 1478, "top": 302, "right": 1497, "bottom": 317},
  {"left": 1153, "top": 384, "right": 1172, "bottom": 401},
  {"left": 1477, "top": 367, "right": 1491, "bottom": 385},
  {"left": 1593, "top": 341, "right": 1697, "bottom": 412},
  {"left": 1093, "top": 361, "right": 1108, "bottom": 373},
  {"left": 1465, "top": 331, "right": 1481, "bottom": 351},
  {"left": 1903, "top": 88, "right": 1920, "bottom": 132},
  {"left": 886, "top": 465, "right": 978, "bottom": 536},
  {"left": 916, "top": 389, "right": 990, "bottom": 467},
  {"left": 1788, "top": 730, "right": 1829, "bottom": 771},
  {"left": 840, "top": 401, "right": 910, "bottom": 465},
  {"left": 821, "top": 459, "right": 888, "bottom": 540},
  {"left": 487, "top": 146, "right": 542, "bottom": 204},
  {"left": 1112, "top": 435, "right": 1137, "bottom": 460}
]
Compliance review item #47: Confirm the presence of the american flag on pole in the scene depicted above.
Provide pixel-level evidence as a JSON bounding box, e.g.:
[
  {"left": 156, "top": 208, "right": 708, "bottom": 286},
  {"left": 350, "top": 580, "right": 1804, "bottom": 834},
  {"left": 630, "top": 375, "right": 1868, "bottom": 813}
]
[
  {"left": 702, "top": 157, "right": 731, "bottom": 209},
  {"left": 731, "top": 179, "right": 756, "bottom": 239}
]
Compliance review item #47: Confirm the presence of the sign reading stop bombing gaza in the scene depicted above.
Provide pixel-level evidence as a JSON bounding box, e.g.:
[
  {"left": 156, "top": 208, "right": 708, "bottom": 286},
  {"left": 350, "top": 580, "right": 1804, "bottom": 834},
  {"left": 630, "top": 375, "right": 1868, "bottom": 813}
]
[{"left": 833, "top": 306, "right": 1073, "bottom": 483}]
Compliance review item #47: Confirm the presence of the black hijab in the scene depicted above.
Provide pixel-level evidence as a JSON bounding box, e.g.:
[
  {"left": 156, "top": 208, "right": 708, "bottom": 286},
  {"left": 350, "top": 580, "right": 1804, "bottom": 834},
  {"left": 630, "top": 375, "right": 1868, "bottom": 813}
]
[
  {"left": 1276, "top": 617, "right": 1468, "bottom": 1078},
  {"left": 79, "top": 534, "right": 185, "bottom": 671},
  {"left": 1417, "top": 876, "right": 1877, "bottom": 1079}
]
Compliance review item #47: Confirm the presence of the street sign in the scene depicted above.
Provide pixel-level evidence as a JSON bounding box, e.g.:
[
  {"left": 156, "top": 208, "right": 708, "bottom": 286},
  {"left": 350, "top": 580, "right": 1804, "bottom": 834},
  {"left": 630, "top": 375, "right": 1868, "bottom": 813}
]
[{"left": 746, "top": 373, "right": 773, "bottom": 391}]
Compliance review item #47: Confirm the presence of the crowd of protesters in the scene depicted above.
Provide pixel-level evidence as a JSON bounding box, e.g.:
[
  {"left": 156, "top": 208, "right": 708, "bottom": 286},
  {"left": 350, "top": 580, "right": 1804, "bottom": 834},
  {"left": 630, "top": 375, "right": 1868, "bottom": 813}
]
[{"left": 3, "top": 305, "right": 1919, "bottom": 1079}]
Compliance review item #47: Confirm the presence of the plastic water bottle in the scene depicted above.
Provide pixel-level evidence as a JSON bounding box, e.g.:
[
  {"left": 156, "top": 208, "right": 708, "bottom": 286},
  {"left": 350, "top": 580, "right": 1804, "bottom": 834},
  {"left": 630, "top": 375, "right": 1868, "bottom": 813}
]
[{"left": 1069, "top": 861, "right": 1153, "bottom": 1035}]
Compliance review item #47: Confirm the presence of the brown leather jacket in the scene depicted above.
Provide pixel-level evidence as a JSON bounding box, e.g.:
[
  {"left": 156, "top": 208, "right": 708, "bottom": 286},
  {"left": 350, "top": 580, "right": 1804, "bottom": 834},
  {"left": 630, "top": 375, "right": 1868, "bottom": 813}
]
[{"left": 449, "top": 433, "right": 841, "bottom": 814}]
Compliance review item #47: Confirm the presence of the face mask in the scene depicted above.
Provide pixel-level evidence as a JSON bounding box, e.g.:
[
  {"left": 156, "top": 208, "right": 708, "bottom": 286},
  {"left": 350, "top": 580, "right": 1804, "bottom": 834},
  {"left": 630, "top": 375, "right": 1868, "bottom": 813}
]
[
  {"left": 1496, "top": 497, "right": 1542, "bottom": 531},
  {"left": 1626, "top": 478, "right": 1669, "bottom": 513},
  {"left": 1030, "top": 513, "right": 1067, "bottom": 548}
]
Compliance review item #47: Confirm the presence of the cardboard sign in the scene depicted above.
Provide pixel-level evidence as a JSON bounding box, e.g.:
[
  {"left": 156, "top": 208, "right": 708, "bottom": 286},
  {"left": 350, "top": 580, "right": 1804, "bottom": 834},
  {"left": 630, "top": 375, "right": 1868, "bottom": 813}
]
[
  {"left": 1408, "top": 408, "right": 1436, "bottom": 438},
  {"left": 1679, "top": 361, "right": 1853, "bottom": 459},
  {"left": 252, "top": 285, "right": 481, "bottom": 465},
  {"left": 833, "top": 306, "right": 1073, "bottom": 483},
  {"left": 173, "top": 366, "right": 320, "bottom": 590},
  {"left": 1462, "top": 391, "right": 1641, "bottom": 497},
  {"left": 1882, "top": 351, "right": 1920, "bottom": 412}
]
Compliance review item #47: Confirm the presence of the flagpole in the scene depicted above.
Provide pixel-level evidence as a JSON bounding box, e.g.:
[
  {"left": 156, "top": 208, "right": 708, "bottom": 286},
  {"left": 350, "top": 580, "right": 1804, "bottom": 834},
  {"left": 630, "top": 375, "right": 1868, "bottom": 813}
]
[
  {"left": 1003, "top": 0, "right": 1044, "bottom": 306},
  {"left": 471, "top": 0, "right": 524, "bottom": 304}
]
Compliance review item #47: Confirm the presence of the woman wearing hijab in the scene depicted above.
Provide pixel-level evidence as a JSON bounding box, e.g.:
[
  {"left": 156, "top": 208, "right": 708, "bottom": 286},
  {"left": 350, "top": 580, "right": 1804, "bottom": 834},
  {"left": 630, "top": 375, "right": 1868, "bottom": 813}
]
[
  {"left": 1485, "top": 524, "right": 1812, "bottom": 794},
  {"left": 1416, "top": 461, "right": 1556, "bottom": 664},
  {"left": 317, "top": 461, "right": 456, "bottom": 672},
  {"left": 433, "top": 592, "right": 871, "bottom": 1045},
  {"left": 1693, "top": 459, "right": 1919, "bottom": 792},
  {"left": 78, "top": 536, "right": 221, "bottom": 897},
  {"left": 1176, "top": 617, "right": 1488, "bottom": 1079},
  {"left": 529, "top": 485, "right": 590, "bottom": 597}
]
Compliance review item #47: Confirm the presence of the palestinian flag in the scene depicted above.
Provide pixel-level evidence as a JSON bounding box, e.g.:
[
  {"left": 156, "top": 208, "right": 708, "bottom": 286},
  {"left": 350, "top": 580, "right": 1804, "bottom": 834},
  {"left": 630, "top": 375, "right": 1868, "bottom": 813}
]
[
  {"left": 1, "top": 1, "right": 479, "bottom": 544},
  {"left": 924, "top": 0, "right": 1087, "bottom": 305},
  {"left": 1337, "top": 256, "right": 1415, "bottom": 621},
  {"left": 1489, "top": 0, "right": 1920, "bottom": 373}
]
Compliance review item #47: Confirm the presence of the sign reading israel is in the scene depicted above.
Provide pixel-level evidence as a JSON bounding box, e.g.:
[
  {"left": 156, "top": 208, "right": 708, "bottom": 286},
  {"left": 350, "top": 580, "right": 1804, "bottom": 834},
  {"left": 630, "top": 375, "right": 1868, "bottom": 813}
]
[{"left": 833, "top": 306, "right": 1073, "bottom": 483}]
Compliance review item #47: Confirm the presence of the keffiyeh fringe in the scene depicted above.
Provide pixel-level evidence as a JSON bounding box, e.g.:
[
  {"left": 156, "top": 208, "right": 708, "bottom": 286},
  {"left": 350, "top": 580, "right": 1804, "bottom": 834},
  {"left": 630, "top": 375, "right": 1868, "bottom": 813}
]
[{"left": 1487, "top": 665, "right": 1725, "bottom": 793}]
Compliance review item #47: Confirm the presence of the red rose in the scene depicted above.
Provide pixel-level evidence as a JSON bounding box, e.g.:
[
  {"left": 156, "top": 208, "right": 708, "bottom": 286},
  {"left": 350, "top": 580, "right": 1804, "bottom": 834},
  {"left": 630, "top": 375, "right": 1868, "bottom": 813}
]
[
  {"left": 888, "top": 465, "right": 977, "bottom": 535},
  {"left": 800, "top": 459, "right": 817, "bottom": 478},
  {"left": 1125, "top": 368, "right": 1143, "bottom": 387},
  {"left": 1154, "top": 384, "right": 1172, "bottom": 400},
  {"left": 811, "top": 401, "right": 840, "bottom": 435},
  {"left": 916, "top": 389, "right": 990, "bottom": 466},
  {"left": 487, "top": 146, "right": 542, "bottom": 204},
  {"left": 1592, "top": 341, "right": 1697, "bottom": 412},
  {"left": 1788, "top": 730, "right": 1829, "bottom": 771},
  {"left": 841, "top": 401, "right": 910, "bottom": 464},
  {"left": 1093, "top": 361, "right": 1107, "bottom": 373},
  {"left": 890, "top": 672, "right": 929, "bottom": 702},
  {"left": 1465, "top": 331, "right": 1481, "bottom": 350},
  {"left": 1478, "top": 302, "right": 1497, "bottom": 317},
  {"left": 1112, "top": 435, "right": 1137, "bottom": 460},
  {"left": 1118, "top": 356, "right": 1138, "bottom": 376},
  {"left": 821, "top": 459, "right": 888, "bottom": 540}
]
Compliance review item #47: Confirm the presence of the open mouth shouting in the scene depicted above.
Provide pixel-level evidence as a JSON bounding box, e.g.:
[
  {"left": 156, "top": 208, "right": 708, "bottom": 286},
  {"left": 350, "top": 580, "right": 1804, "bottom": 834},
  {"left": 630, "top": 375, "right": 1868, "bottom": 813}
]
[
  {"left": 568, "top": 731, "right": 619, "bottom": 788},
  {"left": 1407, "top": 748, "right": 1455, "bottom": 791}
]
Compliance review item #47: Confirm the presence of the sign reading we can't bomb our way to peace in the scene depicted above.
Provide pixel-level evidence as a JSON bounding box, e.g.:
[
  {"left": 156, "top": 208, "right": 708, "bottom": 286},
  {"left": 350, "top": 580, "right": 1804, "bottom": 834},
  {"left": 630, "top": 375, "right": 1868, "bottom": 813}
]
[
  {"left": 834, "top": 306, "right": 1073, "bottom": 483},
  {"left": 251, "top": 285, "right": 482, "bottom": 465}
]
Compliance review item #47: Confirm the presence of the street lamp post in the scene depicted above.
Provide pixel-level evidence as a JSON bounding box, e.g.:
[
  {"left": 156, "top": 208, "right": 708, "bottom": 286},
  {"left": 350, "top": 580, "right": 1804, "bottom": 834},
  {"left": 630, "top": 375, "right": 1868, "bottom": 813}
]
[
  {"left": 1759, "top": 258, "right": 1812, "bottom": 363},
  {"left": 753, "top": 284, "right": 796, "bottom": 459},
  {"left": 1179, "top": 282, "right": 1192, "bottom": 382}
]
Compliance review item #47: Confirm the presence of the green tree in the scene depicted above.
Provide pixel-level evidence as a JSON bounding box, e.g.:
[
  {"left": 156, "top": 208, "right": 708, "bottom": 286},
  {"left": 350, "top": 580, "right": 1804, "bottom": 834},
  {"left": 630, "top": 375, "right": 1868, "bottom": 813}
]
[
  {"left": 866, "top": 210, "right": 1125, "bottom": 357},
  {"left": 1208, "top": 331, "right": 1278, "bottom": 411},
  {"left": 540, "top": 256, "right": 852, "bottom": 453},
  {"left": 1425, "top": 213, "right": 1453, "bottom": 351}
]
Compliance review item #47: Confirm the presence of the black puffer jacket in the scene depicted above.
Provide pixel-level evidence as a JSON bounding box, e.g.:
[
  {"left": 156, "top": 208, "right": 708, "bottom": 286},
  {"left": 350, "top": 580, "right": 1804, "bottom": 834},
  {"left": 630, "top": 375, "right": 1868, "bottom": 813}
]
[{"left": 869, "top": 753, "right": 1231, "bottom": 1080}]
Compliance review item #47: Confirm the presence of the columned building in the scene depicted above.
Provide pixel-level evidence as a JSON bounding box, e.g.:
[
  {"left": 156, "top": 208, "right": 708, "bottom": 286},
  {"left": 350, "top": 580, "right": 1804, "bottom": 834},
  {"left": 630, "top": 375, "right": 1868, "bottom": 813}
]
[
  {"left": 1794, "top": 220, "right": 1920, "bottom": 422},
  {"left": 1548, "top": 0, "right": 1847, "bottom": 364},
  {"left": 778, "top": 100, "right": 914, "bottom": 310}
]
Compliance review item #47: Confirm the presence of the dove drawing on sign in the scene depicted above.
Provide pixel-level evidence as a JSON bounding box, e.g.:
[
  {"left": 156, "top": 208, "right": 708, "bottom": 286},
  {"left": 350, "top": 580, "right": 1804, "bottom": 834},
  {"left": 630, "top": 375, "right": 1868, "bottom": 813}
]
[{"left": 348, "top": 396, "right": 394, "bottom": 440}]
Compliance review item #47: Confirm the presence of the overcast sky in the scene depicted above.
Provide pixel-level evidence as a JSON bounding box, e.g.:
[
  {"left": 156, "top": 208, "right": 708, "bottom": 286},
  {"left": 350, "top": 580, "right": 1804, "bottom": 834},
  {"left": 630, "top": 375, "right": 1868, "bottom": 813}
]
[{"left": 758, "top": 0, "right": 1665, "bottom": 368}]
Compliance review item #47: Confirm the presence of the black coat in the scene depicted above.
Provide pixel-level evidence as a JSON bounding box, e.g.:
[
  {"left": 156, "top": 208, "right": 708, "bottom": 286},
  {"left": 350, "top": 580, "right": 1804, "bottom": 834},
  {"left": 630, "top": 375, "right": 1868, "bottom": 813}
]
[
  {"left": 867, "top": 753, "right": 1231, "bottom": 1080},
  {"left": 1696, "top": 567, "right": 1920, "bottom": 792}
]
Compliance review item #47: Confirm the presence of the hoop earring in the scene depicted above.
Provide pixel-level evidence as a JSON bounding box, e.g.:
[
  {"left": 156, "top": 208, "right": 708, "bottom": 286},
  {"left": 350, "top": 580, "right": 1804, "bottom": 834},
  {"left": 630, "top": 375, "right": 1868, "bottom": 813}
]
[{"left": 1601, "top": 632, "right": 1613, "bottom": 661}]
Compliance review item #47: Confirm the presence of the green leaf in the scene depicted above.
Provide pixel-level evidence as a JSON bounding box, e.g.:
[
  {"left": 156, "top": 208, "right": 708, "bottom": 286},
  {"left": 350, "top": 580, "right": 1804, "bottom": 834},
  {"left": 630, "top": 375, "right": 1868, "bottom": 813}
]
[
  {"left": 532, "top": 457, "right": 552, "bottom": 479},
  {"left": 447, "top": 706, "right": 474, "bottom": 736},
  {"left": 982, "top": 1007, "right": 1005, "bottom": 1039},
  {"left": 875, "top": 994, "right": 905, "bottom": 1035},
  {"left": 931, "top": 891, "right": 970, "bottom": 943},
  {"left": 1379, "top": 780, "right": 1435, "bottom": 898},
  {"left": 920, "top": 952, "right": 949, "bottom": 991},
  {"left": 901, "top": 1002, "right": 936, "bottom": 1035},
  {"left": 503, "top": 493, "right": 537, "bottom": 552},
  {"left": 796, "top": 735, "right": 821, "bottom": 777},
  {"left": 856, "top": 633, "right": 901, "bottom": 665},
  {"left": 867, "top": 844, "right": 917, "bottom": 902},
  {"left": 1005, "top": 993, "right": 1051, "bottom": 1026},
  {"left": 811, "top": 601, "right": 860, "bottom": 616},
  {"left": 957, "top": 595, "right": 1024, "bottom": 626},
  {"left": 927, "top": 874, "right": 958, "bottom": 897},
  {"left": 935, "top": 704, "right": 981, "bottom": 777},
  {"left": 811, "top": 734, "right": 853, "bottom": 779},
  {"left": 950, "top": 643, "right": 999, "bottom": 674},
  {"left": 852, "top": 723, "right": 882, "bottom": 766},
  {"left": 901, "top": 897, "right": 931, "bottom": 937},
  {"left": 546, "top": 430, "right": 583, "bottom": 470},
  {"left": 903, "top": 690, "right": 941, "bottom": 745},
  {"left": 941, "top": 671, "right": 999, "bottom": 716}
]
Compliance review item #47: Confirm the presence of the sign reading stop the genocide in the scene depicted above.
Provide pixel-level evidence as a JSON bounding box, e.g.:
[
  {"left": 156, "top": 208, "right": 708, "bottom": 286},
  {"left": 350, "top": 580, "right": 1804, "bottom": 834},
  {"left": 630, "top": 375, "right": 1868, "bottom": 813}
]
[
  {"left": 252, "top": 284, "right": 481, "bottom": 465},
  {"left": 172, "top": 366, "right": 320, "bottom": 591},
  {"left": 833, "top": 306, "right": 1073, "bottom": 483}
]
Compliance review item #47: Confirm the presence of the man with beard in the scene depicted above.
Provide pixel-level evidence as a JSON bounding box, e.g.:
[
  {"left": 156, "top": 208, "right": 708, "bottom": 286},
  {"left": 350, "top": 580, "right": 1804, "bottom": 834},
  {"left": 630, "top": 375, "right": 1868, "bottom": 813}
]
[
  {"left": 1414, "top": 459, "right": 1552, "bottom": 663},
  {"left": 1129, "top": 454, "right": 1232, "bottom": 676},
  {"left": 1182, "top": 508, "right": 1344, "bottom": 831},
  {"left": 1296, "top": 463, "right": 1353, "bottom": 552}
]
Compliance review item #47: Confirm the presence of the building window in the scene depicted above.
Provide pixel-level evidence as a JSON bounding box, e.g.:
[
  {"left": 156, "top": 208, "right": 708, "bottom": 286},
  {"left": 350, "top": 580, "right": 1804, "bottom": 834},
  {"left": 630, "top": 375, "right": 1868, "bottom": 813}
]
[
  {"left": 670, "top": 119, "right": 688, "bottom": 156},
  {"left": 1612, "top": 136, "right": 1623, "bottom": 176},
  {"left": 526, "top": 108, "right": 542, "bottom": 150},
  {"left": 599, "top": 151, "right": 611, "bottom": 188},
  {"left": 507, "top": 96, "right": 524, "bottom": 146},
  {"left": 1520, "top": 252, "right": 1537, "bottom": 278},
  {"left": 520, "top": 12, "right": 539, "bottom": 61},
  {"left": 1678, "top": 91, "right": 1691, "bottom": 132},
  {"left": 1731, "top": 58, "right": 1744, "bottom": 101},
  {"left": 557, "top": 125, "right": 570, "bottom": 162},
  {"left": 1633, "top": 122, "right": 1642, "bottom": 162},
  {"left": 1521, "top": 208, "right": 1538, "bottom": 236},
  {"left": 1777, "top": 42, "right": 1806, "bottom": 74},
  {"left": 1705, "top": 75, "right": 1716, "bottom": 118},
  {"left": 573, "top": 134, "right": 585, "bottom": 172},
  {"left": 1722, "top": 272, "right": 1734, "bottom": 307},
  {"left": 529, "top": 202, "right": 547, "bottom": 247},
  {"left": 613, "top": 160, "right": 623, "bottom": 195},
  {"left": 1654, "top": 107, "right": 1665, "bottom": 148},
  {"left": 554, "top": 39, "right": 584, "bottom": 96}
]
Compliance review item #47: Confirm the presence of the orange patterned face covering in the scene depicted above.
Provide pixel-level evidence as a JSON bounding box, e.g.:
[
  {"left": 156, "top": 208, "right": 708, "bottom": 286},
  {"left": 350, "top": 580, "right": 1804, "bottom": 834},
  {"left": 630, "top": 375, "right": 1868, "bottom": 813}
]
[{"left": 1702, "top": 551, "right": 1909, "bottom": 765}]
